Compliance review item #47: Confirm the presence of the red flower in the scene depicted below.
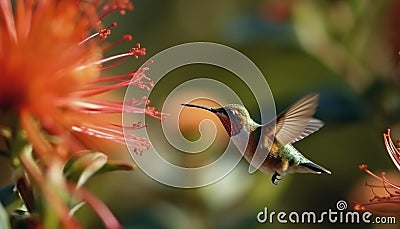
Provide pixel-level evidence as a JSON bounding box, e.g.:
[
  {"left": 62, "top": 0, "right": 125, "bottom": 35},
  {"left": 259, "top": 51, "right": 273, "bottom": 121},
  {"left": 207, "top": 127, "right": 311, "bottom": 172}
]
[
  {"left": 0, "top": 0, "right": 160, "bottom": 162},
  {"left": 0, "top": 1, "right": 161, "bottom": 228},
  {"left": 384, "top": 129, "right": 400, "bottom": 171},
  {"left": 354, "top": 129, "right": 400, "bottom": 216}
]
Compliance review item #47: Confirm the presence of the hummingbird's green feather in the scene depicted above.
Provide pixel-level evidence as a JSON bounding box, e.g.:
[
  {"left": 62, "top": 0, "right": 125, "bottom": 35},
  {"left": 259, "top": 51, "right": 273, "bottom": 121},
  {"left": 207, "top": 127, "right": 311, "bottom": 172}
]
[{"left": 278, "top": 143, "right": 330, "bottom": 174}]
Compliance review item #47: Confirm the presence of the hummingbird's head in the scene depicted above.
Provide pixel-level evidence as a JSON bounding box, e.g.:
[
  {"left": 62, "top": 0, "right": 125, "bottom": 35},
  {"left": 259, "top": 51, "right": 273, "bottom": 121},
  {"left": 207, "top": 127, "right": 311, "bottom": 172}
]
[{"left": 180, "top": 103, "right": 252, "bottom": 136}]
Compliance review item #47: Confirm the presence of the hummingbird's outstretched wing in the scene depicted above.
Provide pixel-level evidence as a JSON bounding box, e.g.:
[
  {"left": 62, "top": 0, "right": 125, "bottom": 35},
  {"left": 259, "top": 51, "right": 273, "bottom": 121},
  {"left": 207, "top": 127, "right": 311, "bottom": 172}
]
[
  {"left": 273, "top": 94, "right": 323, "bottom": 145},
  {"left": 248, "top": 94, "right": 323, "bottom": 173},
  {"left": 291, "top": 118, "right": 323, "bottom": 143}
]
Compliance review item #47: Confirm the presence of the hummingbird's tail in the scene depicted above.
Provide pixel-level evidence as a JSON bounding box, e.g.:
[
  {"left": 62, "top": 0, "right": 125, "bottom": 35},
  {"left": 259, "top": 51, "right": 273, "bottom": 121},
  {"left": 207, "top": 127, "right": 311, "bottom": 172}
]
[{"left": 298, "top": 162, "right": 331, "bottom": 174}]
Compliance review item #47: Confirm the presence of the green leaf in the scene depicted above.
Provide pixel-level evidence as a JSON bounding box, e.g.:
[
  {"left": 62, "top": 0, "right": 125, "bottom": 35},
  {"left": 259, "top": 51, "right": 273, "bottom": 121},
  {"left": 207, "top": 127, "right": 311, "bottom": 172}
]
[
  {"left": 95, "top": 160, "right": 136, "bottom": 176},
  {"left": 0, "top": 202, "right": 11, "bottom": 229},
  {"left": 63, "top": 152, "right": 136, "bottom": 188},
  {"left": 63, "top": 152, "right": 107, "bottom": 188},
  {"left": 69, "top": 201, "right": 86, "bottom": 216}
]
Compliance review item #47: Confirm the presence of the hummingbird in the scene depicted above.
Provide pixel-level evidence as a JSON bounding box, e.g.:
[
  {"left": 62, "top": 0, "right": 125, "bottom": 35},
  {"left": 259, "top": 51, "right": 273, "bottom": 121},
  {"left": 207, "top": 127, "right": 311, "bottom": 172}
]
[{"left": 181, "top": 94, "right": 331, "bottom": 185}]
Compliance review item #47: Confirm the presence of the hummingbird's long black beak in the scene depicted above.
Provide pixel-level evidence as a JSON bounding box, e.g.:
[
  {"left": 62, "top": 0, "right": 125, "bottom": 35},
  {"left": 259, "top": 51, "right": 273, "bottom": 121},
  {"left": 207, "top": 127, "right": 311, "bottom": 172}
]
[{"left": 180, "top": 103, "right": 217, "bottom": 113}]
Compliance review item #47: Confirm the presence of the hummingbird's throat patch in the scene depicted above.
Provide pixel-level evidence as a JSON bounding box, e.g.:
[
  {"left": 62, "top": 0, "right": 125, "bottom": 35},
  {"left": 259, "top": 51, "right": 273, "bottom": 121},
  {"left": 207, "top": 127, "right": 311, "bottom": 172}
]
[{"left": 217, "top": 115, "right": 242, "bottom": 136}]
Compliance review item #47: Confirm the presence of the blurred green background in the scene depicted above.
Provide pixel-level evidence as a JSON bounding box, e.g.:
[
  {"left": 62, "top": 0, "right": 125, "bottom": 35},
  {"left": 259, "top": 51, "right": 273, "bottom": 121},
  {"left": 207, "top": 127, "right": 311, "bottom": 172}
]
[{"left": 4, "top": 0, "right": 400, "bottom": 228}]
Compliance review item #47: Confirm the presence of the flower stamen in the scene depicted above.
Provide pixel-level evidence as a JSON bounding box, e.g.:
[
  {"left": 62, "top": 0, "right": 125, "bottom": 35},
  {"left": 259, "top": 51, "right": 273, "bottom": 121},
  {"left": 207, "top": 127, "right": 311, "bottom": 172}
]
[
  {"left": 98, "top": 1, "right": 134, "bottom": 20},
  {"left": 96, "top": 43, "right": 146, "bottom": 67},
  {"left": 103, "top": 34, "right": 133, "bottom": 51},
  {"left": 79, "top": 22, "right": 118, "bottom": 45}
]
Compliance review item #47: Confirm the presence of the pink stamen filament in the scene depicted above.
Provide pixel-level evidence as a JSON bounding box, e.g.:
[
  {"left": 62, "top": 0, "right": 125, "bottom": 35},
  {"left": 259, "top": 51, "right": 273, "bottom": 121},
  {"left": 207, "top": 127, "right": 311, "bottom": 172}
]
[
  {"left": 99, "top": 56, "right": 130, "bottom": 71},
  {"left": 98, "top": 2, "right": 134, "bottom": 20},
  {"left": 96, "top": 52, "right": 133, "bottom": 65},
  {"left": 76, "top": 74, "right": 152, "bottom": 98},
  {"left": 71, "top": 124, "right": 150, "bottom": 152},
  {"left": 79, "top": 22, "right": 117, "bottom": 45},
  {"left": 96, "top": 44, "right": 146, "bottom": 67},
  {"left": 66, "top": 98, "right": 141, "bottom": 112},
  {"left": 384, "top": 129, "right": 400, "bottom": 171},
  {"left": 94, "top": 67, "right": 149, "bottom": 84},
  {"left": 354, "top": 164, "right": 400, "bottom": 215},
  {"left": 79, "top": 33, "right": 99, "bottom": 45},
  {"left": 103, "top": 34, "right": 132, "bottom": 51},
  {"left": 87, "top": 73, "right": 134, "bottom": 84},
  {"left": 359, "top": 165, "right": 400, "bottom": 191},
  {"left": 66, "top": 99, "right": 162, "bottom": 120}
]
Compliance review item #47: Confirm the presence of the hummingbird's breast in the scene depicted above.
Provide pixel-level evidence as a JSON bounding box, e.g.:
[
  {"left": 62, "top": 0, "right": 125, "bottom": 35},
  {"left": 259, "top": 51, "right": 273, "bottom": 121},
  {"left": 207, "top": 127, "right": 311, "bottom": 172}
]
[
  {"left": 229, "top": 124, "right": 294, "bottom": 176},
  {"left": 231, "top": 126, "right": 271, "bottom": 167},
  {"left": 230, "top": 127, "right": 253, "bottom": 155},
  {"left": 232, "top": 130, "right": 292, "bottom": 175},
  {"left": 259, "top": 141, "right": 291, "bottom": 175}
]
